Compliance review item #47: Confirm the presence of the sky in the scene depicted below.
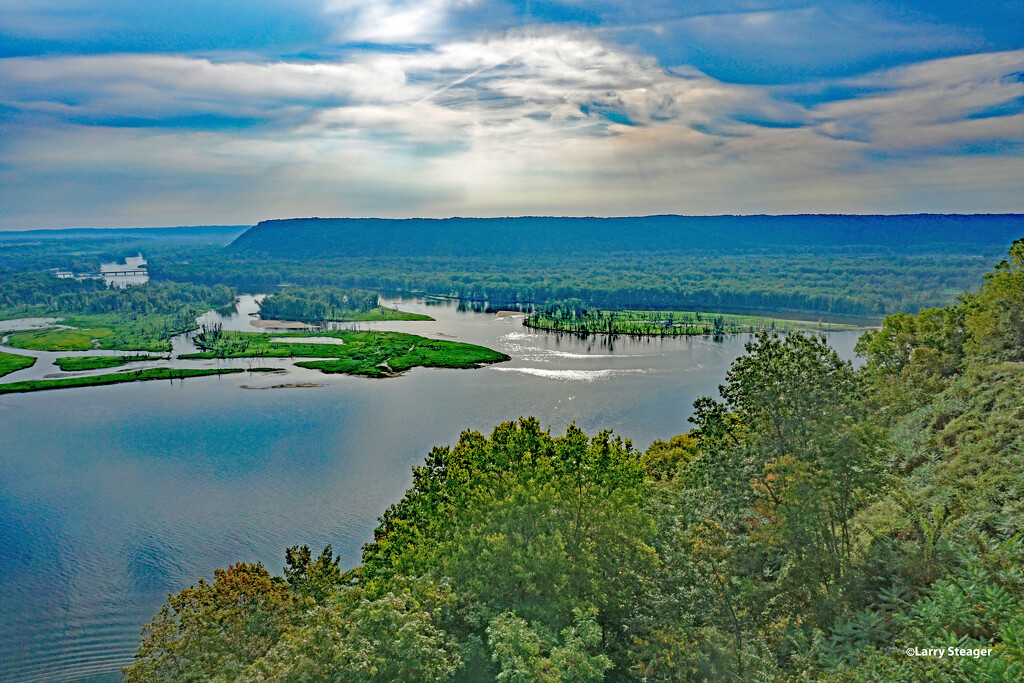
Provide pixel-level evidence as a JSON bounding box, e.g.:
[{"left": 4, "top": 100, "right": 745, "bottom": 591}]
[{"left": 0, "top": 1, "right": 1022, "bottom": 228}]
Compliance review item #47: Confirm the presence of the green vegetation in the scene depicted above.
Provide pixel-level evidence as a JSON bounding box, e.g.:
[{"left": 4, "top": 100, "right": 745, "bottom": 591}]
[
  {"left": 0, "top": 276, "right": 237, "bottom": 351},
  {"left": 5, "top": 215, "right": 1022, "bottom": 323},
  {"left": 0, "top": 351, "right": 35, "bottom": 378},
  {"left": 6, "top": 326, "right": 113, "bottom": 351},
  {"left": 160, "top": 248, "right": 999, "bottom": 322},
  {"left": 53, "top": 354, "right": 164, "bottom": 371},
  {"left": 127, "top": 240, "right": 1024, "bottom": 681},
  {"left": 259, "top": 286, "right": 432, "bottom": 322},
  {"left": 61, "top": 313, "right": 199, "bottom": 352},
  {"left": 525, "top": 300, "right": 861, "bottom": 336},
  {"left": 183, "top": 329, "right": 508, "bottom": 378},
  {"left": 231, "top": 215, "right": 1023, "bottom": 259},
  {"left": 4, "top": 313, "right": 195, "bottom": 352},
  {"left": 0, "top": 367, "right": 245, "bottom": 394},
  {"left": 339, "top": 306, "right": 433, "bottom": 321},
  {"left": 258, "top": 286, "right": 432, "bottom": 322}
]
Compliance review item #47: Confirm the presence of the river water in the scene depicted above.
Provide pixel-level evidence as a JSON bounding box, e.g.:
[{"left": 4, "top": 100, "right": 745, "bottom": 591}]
[{"left": 0, "top": 297, "right": 863, "bottom": 682}]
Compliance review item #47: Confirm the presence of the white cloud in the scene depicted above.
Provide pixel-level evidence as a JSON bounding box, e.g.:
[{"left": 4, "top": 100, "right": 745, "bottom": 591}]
[
  {"left": 321, "top": 0, "right": 481, "bottom": 43},
  {"left": 0, "top": 36, "right": 1022, "bottom": 227},
  {"left": 812, "top": 51, "right": 1024, "bottom": 148}
]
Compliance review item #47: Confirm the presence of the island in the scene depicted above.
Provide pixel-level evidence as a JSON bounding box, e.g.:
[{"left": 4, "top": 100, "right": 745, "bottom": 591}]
[
  {"left": 257, "top": 286, "right": 433, "bottom": 324},
  {"left": 184, "top": 329, "right": 510, "bottom": 378},
  {"left": 523, "top": 300, "right": 864, "bottom": 337}
]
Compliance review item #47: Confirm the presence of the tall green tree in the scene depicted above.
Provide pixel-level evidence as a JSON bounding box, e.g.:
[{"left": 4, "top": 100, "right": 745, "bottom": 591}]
[{"left": 690, "top": 332, "right": 884, "bottom": 636}]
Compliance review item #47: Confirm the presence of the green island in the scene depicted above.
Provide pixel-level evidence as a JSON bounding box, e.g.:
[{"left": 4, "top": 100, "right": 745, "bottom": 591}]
[
  {"left": 183, "top": 329, "right": 509, "bottom": 378},
  {"left": 0, "top": 350, "right": 36, "bottom": 378},
  {"left": 53, "top": 354, "right": 165, "bottom": 371},
  {"left": 0, "top": 367, "right": 245, "bottom": 395},
  {"left": 124, "top": 240, "right": 1024, "bottom": 682},
  {"left": 257, "top": 286, "right": 433, "bottom": 323},
  {"left": 524, "top": 300, "right": 863, "bottom": 336}
]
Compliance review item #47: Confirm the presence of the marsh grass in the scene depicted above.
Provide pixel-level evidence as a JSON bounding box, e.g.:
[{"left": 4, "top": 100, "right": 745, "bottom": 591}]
[
  {"left": 0, "top": 351, "right": 36, "bottom": 378},
  {"left": 183, "top": 330, "right": 508, "bottom": 377},
  {"left": 54, "top": 355, "right": 164, "bottom": 371}
]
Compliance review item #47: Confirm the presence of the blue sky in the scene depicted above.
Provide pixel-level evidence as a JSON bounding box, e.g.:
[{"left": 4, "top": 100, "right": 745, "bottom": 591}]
[{"left": 0, "top": 1, "right": 1021, "bottom": 228}]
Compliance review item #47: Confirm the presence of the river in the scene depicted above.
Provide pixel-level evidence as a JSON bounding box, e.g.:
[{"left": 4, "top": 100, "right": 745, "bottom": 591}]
[{"left": 0, "top": 297, "right": 863, "bottom": 682}]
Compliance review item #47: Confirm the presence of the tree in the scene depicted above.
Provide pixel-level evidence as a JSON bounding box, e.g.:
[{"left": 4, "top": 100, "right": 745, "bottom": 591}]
[
  {"left": 244, "top": 578, "right": 461, "bottom": 682},
  {"left": 360, "top": 418, "right": 659, "bottom": 676},
  {"left": 283, "top": 544, "right": 343, "bottom": 605},
  {"left": 964, "top": 238, "right": 1024, "bottom": 362},
  {"left": 123, "top": 563, "right": 296, "bottom": 682},
  {"left": 690, "top": 332, "right": 884, "bottom": 630},
  {"left": 487, "top": 607, "right": 612, "bottom": 683}
]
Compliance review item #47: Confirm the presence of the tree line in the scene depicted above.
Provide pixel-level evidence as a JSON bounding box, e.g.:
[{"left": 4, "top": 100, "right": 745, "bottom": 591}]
[{"left": 150, "top": 248, "right": 1004, "bottom": 320}]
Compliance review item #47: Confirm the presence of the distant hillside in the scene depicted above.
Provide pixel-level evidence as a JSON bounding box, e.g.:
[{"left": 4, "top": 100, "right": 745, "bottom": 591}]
[
  {"left": 229, "top": 215, "right": 1024, "bottom": 258},
  {"left": 0, "top": 225, "right": 249, "bottom": 245}
]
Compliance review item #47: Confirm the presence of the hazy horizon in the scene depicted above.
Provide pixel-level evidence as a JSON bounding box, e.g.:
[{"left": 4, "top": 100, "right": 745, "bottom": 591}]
[{"left": 4, "top": 211, "right": 1024, "bottom": 233}]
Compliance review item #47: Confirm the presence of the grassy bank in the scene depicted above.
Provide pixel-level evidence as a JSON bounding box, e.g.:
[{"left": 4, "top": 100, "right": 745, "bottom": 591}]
[
  {"left": 54, "top": 355, "right": 165, "bottom": 371},
  {"left": 524, "top": 307, "right": 864, "bottom": 337},
  {"left": 0, "top": 367, "right": 245, "bottom": 394},
  {"left": 183, "top": 330, "right": 508, "bottom": 378},
  {"left": 0, "top": 351, "right": 36, "bottom": 378}
]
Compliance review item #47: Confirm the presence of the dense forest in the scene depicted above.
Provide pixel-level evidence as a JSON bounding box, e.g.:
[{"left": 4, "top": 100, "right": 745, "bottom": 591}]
[{"left": 123, "top": 240, "right": 1024, "bottom": 681}]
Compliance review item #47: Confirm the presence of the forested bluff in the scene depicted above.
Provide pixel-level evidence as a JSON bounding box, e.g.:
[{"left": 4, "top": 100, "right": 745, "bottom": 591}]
[
  {"left": 123, "top": 240, "right": 1024, "bottom": 682},
  {"left": 172, "top": 214, "right": 1024, "bottom": 320}
]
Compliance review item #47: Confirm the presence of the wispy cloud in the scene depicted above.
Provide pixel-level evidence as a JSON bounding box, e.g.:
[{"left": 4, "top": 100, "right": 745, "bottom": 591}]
[{"left": 812, "top": 51, "right": 1024, "bottom": 149}]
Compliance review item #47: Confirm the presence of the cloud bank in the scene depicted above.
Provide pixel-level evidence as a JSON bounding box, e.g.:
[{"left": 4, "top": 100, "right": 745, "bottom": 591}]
[{"left": 0, "top": 2, "right": 1021, "bottom": 227}]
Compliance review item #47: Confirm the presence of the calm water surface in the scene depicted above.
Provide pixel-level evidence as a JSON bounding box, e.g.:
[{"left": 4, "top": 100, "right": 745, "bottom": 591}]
[{"left": 0, "top": 298, "right": 862, "bottom": 682}]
